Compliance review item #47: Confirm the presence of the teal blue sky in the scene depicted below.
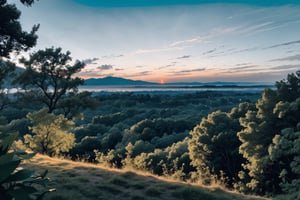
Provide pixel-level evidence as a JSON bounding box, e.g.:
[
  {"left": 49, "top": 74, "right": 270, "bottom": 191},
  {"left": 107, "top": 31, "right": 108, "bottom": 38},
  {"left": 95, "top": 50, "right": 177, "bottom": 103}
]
[
  {"left": 74, "top": 0, "right": 299, "bottom": 7},
  {"left": 13, "top": 0, "right": 300, "bottom": 83}
]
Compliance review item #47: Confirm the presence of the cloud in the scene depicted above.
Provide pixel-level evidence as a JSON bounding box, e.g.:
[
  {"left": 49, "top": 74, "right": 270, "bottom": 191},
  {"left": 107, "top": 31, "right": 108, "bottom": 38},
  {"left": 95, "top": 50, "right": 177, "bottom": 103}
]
[
  {"left": 170, "top": 36, "right": 206, "bottom": 47},
  {"left": 133, "top": 46, "right": 184, "bottom": 55},
  {"left": 82, "top": 58, "right": 99, "bottom": 65},
  {"left": 265, "top": 40, "right": 300, "bottom": 49},
  {"left": 202, "top": 49, "right": 217, "bottom": 55},
  {"left": 157, "top": 62, "right": 177, "bottom": 70},
  {"left": 270, "top": 64, "right": 300, "bottom": 70},
  {"left": 102, "top": 54, "right": 124, "bottom": 59},
  {"left": 175, "top": 68, "right": 206, "bottom": 74},
  {"left": 77, "top": 69, "right": 97, "bottom": 77},
  {"left": 271, "top": 54, "right": 300, "bottom": 62},
  {"left": 223, "top": 65, "right": 260, "bottom": 73},
  {"left": 228, "top": 65, "right": 259, "bottom": 71},
  {"left": 126, "top": 71, "right": 151, "bottom": 77},
  {"left": 97, "top": 64, "right": 113, "bottom": 70},
  {"left": 235, "top": 63, "right": 252, "bottom": 66},
  {"left": 239, "top": 21, "right": 275, "bottom": 34},
  {"left": 208, "top": 39, "right": 300, "bottom": 58},
  {"left": 115, "top": 68, "right": 124, "bottom": 71},
  {"left": 176, "top": 55, "right": 191, "bottom": 59},
  {"left": 136, "top": 65, "right": 146, "bottom": 68}
]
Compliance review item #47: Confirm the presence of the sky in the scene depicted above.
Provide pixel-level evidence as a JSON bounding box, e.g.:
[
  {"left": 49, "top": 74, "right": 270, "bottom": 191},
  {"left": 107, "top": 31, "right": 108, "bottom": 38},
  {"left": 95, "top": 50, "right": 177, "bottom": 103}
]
[{"left": 12, "top": 0, "right": 300, "bottom": 83}]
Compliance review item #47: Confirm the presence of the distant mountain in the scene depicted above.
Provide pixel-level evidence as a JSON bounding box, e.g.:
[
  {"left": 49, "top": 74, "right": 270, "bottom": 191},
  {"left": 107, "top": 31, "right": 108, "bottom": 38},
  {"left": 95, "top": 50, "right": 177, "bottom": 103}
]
[
  {"left": 84, "top": 76, "right": 157, "bottom": 86},
  {"left": 84, "top": 76, "right": 274, "bottom": 87},
  {"left": 167, "top": 81, "right": 274, "bottom": 86}
]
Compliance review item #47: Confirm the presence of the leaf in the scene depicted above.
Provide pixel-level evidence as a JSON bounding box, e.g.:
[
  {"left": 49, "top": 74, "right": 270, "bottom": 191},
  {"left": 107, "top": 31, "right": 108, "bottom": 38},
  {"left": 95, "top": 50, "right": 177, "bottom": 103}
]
[
  {"left": 5, "top": 169, "right": 34, "bottom": 182},
  {"left": 0, "top": 160, "right": 21, "bottom": 183},
  {"left": 8, "top": 186, "right": 38, "bottom": 200},
  {"left": 0, "top": 152, "right": 15, "bottom": 165},
  {"left": 0, "top": 132, "right": 18, "bottom": 154}
]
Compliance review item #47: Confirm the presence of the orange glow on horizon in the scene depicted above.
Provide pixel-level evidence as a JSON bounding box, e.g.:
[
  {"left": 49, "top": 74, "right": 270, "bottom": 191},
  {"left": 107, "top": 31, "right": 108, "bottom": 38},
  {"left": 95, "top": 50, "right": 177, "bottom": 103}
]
[
  {"left": 160, "top": 79, "right": 166, "bottom": 84},
  {"left": 77, "top": 70, "right": 228, "bottom": 83}
]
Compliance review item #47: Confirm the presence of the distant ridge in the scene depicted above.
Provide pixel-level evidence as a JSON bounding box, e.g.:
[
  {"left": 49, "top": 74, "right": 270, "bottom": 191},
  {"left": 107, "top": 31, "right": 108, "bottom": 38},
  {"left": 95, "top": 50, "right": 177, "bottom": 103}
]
[
  {"left": 84, "top": 76, "right": 274, "bottom": 87},
  {"left": 84, "top": 76, "right": 156, "bottom": 86}
]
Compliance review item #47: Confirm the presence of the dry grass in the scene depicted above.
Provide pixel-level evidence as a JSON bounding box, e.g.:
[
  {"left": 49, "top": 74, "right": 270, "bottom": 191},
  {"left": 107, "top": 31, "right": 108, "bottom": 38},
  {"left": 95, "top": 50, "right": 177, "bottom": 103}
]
[{"left": 22, "top": 154, "right": 269, "bottom": 200}]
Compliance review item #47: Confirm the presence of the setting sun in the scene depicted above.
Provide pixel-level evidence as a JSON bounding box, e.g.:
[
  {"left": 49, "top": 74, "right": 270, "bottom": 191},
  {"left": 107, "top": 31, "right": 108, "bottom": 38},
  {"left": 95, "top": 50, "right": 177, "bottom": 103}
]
[{"left": 160, "top": 79, "right": 166, "bottom": 84}]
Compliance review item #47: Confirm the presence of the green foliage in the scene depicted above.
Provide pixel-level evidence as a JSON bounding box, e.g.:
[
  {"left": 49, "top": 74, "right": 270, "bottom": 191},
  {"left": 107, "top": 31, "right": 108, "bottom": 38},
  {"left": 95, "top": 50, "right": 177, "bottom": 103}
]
[
  {"left": 94, "top": 149, "right": 121, "bottom": 168},
  {"left": 0, "top": 132, "right": 52, "bottom": 200},
  {"left": 57, "top": 91, "right": 100, "bottom": 119},
  {"left": 70, "top": 136, "right": 102, "bottom": 161},
  {"left": 24, "top": 108, "right": 75, "bottom": 156},
  {"left": 189, "top": 109, "right": 245, "bottom": 186},
  {"left": 269, "top": 128, "right": 300, "bottom": 195},
  {"left": 237, "top": 71, "right": 300, "bottom": 195},
  {"left": 0, "top": 0, "right": 39, "bottom": 58},
  {"left": 16, "top": 47, "right": 85, "bottom": 113},
  {"left": 276, "top": 70, "right": 300, "bottom": 102}
]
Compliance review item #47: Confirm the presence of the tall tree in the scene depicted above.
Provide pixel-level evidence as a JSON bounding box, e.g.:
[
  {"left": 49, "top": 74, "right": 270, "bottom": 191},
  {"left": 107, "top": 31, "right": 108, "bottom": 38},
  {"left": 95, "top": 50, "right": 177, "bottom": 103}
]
[
  {"left": 238, "top": 71, "right": 300, "bottom": 195},
  {"left": 0, "top": 0, "right": 39, "bottom": 113},
  {"left": 188, "top": 107, "right": 249, "bottom": 186},
  {"left": 16, "top": 47, "right": 85, "bottom": 113}
]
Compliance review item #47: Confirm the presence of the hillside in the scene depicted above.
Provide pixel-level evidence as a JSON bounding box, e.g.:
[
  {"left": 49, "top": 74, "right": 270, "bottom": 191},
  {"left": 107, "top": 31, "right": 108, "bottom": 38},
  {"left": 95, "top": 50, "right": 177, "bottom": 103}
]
[
  {"left": 84, "top": 76, "right": 156, "bottom": 86},
  {"left": 23, "top": 154, "right": 268, "bottom": 200}
]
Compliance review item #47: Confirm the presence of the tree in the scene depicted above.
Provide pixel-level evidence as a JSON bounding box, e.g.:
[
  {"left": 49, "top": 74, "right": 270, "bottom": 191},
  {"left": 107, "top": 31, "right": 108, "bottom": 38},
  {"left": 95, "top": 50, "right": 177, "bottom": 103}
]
[
  {"left": 24, "top": 108, "right": 75, "bottom": 156},
  {"left": 189, "top": 109, "right": 245, "bottom": 186},
  {"left": 57, "top": 91, "right": 100, "bottom": 119},
  {"left": 238, "top": 71, "right": 300, "bottom": 195},
  {"left": 0, "top": 0, "right": 39, "bottom": 58},
  {"left": 276, "top": 70, "right": 300, "bottom": 102},
  {"left": 0, "top": 0, "right": 39, "bottom": 114},
  {"left": 16, "top": 47, "right": 85, "bottom": 113}
]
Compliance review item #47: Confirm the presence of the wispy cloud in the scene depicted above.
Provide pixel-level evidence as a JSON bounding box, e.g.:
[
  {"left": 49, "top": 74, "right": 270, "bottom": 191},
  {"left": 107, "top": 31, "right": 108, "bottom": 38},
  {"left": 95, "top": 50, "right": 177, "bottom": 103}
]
[
  {"left": 133, "top": 47, "right": 184, "bottom": 55},
  {"left": 82, "top": 58, "right": 99, "bottom": 65},
  {"left": 239, "top": 21, "right": 274, "bottom": 34},
  {"left": 202, "top": 48, "right": 217, "bottom": 55},
  {"left": 115, "top": 68, "right": 124, "bottom": 71},
  {"left": 133, "top": 35, "right": 208, "bottom": 55},
  {"left": 223, "top": 65, "right": 260, "bottom": 73},
  {"left": 102, "top": 54, "right": 124, "bottom": 59},
  {"left": 136, "top": 65, "right": 146, "bottom": 68},
  {"left": 170, "top": 68, "right": 206, "bottom": 75},
  {"left": 176, "top": 55, "right": 191, "bottom": 59},
  {"left": 270, "top": 64, "right": 299, "bottom": 70},
  {"left": 126, "top": 71, "right": 152, "bottom": 77},
  {"left": 170, "top": 36, "right": 206, "bottom": 47},
  {"left": 271, "top": 54, "right": 300, "bottom": 62},
  {"left": 157, "top": 62, "right": 177, "bottom": 70},
  {"left": 97, "top": 64, "right": 113, "bottom": 70},
  {"left": 229, "top": 65, "right": 259, "bottom": 71},
  {"left": 209, "top": 39, "right": 300, "bottom": 58},
  {"left": 265, "top": 40, "right": 300, "bottom": 49}
]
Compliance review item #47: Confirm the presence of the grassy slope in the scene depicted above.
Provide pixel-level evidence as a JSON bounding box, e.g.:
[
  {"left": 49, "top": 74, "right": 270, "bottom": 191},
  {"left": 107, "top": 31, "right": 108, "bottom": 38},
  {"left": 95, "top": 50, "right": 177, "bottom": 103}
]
[{"left": 23, "top": 154, "right": 268, "bottom": 200}]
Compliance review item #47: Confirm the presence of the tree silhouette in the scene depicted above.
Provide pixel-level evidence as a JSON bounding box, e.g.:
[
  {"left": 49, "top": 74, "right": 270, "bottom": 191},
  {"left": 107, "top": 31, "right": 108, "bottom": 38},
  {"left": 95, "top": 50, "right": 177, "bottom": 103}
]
[
  {"left": 16, "top": 47, "right": 85, "bottom": 113},
  {"left": 0, "top": 0, "right": 39, "bottom": 58}
]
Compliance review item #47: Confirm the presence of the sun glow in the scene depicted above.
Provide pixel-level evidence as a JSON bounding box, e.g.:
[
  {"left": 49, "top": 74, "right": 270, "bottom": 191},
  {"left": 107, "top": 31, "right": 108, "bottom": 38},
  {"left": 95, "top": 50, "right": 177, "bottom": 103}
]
[{"left": 160, "top": 79, "right": 166, "bottom": 84}]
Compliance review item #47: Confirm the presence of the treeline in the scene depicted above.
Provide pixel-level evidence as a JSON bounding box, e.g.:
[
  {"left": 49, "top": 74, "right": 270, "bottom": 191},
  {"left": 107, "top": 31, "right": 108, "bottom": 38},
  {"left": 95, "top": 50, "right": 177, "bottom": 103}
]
[
  {"left": 1, "top": 70, "right": 299, "bottom": 199},
  {"left": 1, "top": 1, "right": 299, "bottom": 199}
]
